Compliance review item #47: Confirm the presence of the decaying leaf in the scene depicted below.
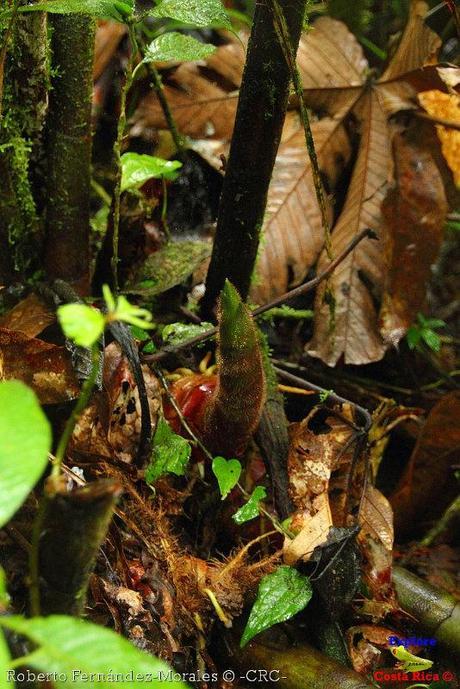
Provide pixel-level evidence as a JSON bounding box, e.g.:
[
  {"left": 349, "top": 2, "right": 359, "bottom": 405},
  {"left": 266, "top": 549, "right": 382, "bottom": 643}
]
[
  {"left": 390, "top": 391, "right": 460, "bottom": 537},
  {"left": 379, "top": 127, "right": 448, "bottom": 344},
  {"left": 358, "top": 485, "right": 395, "bottom": 603},
  {"left": 0, "top": 328, "right": 80, "bottom": 404},
  {"left": 306, "top": 1, "right": 452, "bottom": 365},
  {"left": 94, "top": 20, "right": 126, "bottom": 81},
  {"left": 71, "top": 343, "right": 161, "bottom": 463},
  {"left": 0, "top": 293, "right": 55, "bottom": 337},
  {"left": 346, "top": 625, "right": 396, "bottom": 673},
  {"left": 418, "top": 89, "right": 460, "bottom": 186}
]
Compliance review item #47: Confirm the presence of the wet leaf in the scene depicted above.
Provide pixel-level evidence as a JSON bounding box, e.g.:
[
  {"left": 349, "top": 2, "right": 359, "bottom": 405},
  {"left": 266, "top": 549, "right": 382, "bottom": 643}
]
[
  {"left": 391, "top": 391, "right": 460, "bottom": 537},
  {"left": 143, "top": 33, "right": 215, "bottom": 64},
  {"left": 125, "top": 241, "right": 211, "bottom": 297},
  {"left": 19, "top": 0, "right": 133, "bottom": 21},
  {"left": 162, "top": 321, "right": 213, "bottom": 346},
  {"left": 0, "top": 615, "right": 188, "bottom": 689},
  {"left": 212, "top": 456, "right": 241, "bottom": 499},
  {"left": 240, "top": 566, "right": 312, "bottom": 647},
  {"left": 379, "top": 128, "right": 448, "bottom": 345},
  {"left": 146, "top": 417, "right": 191, "bottom": 484},
  {"left": 233, "top": 485, "right": 266, "bottom": 524},
  {"left": 149, "top": 0, "right": 231, "bottom": 29},
  {"left": 120, "top": 152, "right": 182, "bottom": 192},
  {"left": 0, "top": 380, "right": 51, "bottom": 527},
  {"left": 0, "top": 328, "right": 80, "bottom": 404}
]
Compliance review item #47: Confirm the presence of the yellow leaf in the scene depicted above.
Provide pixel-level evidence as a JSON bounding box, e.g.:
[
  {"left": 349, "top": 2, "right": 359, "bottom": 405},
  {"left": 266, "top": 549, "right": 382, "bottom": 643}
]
[{"left": 418, "top": 89, "right": 460, "bottom": 186}]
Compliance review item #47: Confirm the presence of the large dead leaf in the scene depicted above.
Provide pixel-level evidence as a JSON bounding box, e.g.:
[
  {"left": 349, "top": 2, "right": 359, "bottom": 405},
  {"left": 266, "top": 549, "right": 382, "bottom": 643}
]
[
  {"left": 0, "top": 328, "right": 79, "bottom": 404},
  {"left": 390, "top": 391, "right": 460, "bottom": 537},
  {"left": 306, "top": 1, "right": 451, "bottom": 365},
  {"left": 251, "top": 116, "right": 351, "bottom": 304},
  {"left": 94, "top": 21, "right": 126, "bottom": 81},
  {"left": 379, "top": 127, "right": 448, "bottom": 344},
  {"left": 418, "top": 89, "right": 460, "bottom": 186},
  {"left": 131, "top": 42, "right": 244, "bottom": 141}
]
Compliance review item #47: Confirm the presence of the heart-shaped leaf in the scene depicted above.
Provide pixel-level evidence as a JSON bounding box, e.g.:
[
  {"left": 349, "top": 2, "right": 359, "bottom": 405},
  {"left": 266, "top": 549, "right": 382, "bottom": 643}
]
[
  {"left": 0, "top": 381, "right": 51, "bottom": 528},
  {"left": 233, "top": 486, "right": 267, "bottom": 524},
  {"left": 143, "top": 33, "right": 215, "bottom": 64},
  {"left": 146, "top": 418, "right": 191, "bottom": 484},
  {"left": 120, "top": 153, "right": 182, "bottom": 192},
  {"left": 212, "top": 456, "right": 241, "bottom": 499},
  {"left": 240, "top": 566, "right": 312, "bottom": 647},
  {"left": 57, "top": 303, "right": 105, "bottom": 348}
]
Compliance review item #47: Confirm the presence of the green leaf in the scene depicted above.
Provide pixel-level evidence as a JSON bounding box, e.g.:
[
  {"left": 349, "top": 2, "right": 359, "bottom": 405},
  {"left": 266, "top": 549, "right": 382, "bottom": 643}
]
[
  {"left": 162, "top": 322, "right": 213, "bottom": 347},
  {"left": 233, "top": 486, "right": 266, "bottom": 524},
  {"left": 0, "top": 615, "right": 189, "bottom": 688},
  {"left": 0, "top": 629, "right": 11, "bottom": 685},
  {"left": 212, "top": 456, "right": 241, "bottom": 500},
  {"left": 421, "top": 329, "right": 441, "bottom": 353},
  {"left": 146, "top": 418, "right": 191, "bottom": 484},
  {"left": 58, "top": 303, "right": 105, "bottom": 347},
  {"left": 18, "top": 0, "right": 133, "bottom": 21},
  {"left": 240, "top": 566, "right": 312, "bottom": 647},
  {"left": 121, "top": 153, "right": 182, "bottom": 192},
  {"left": 125, "top": 241, "right": 211, "bottom": 297},
  {"left": 111, "top": 295, "right": 154, "bottom": 330},
  {"left": 0, "top": 381, "right": 51, "bottom": 528},
  {"left": 406, "top": 325, "right": 421, "bottom": 350},
  {"left": 143, "top": 33, "right": 215, "bottom": 63},
  {"left": 149, "top": 0, "right": 231, "bottom": 28},
  {"left": 0, "top": 567, "right": 10, "bottom": 609}
]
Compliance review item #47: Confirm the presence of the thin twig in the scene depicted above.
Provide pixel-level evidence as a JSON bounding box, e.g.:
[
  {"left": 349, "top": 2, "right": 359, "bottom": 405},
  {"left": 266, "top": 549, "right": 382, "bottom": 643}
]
[{"left": 143, "top": 228, "right": 375, "bottom": 364}]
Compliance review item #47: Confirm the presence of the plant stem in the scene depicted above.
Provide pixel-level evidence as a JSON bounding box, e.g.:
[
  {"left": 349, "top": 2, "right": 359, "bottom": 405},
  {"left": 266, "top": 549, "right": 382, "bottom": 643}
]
[
  {"left": 147, "top": 61, "right": 184, "bottom": 152},
  {"left": 201, "top": 0, "right": 310, "bottom": 315},
  {"left": 112, "top": 22, "right": 138, "bottom": 293},
  {"left": 51, "top": 343, "right": 100, "bottom": 480},
  {"left": 420, "top": 493, "right": 460, "bottom": 546}
]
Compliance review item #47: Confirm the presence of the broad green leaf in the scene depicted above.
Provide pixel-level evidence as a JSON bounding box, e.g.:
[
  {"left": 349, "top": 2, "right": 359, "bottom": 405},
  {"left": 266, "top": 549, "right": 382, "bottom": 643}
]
[
  {"left": 0, "top": 381, "right": 51, "bottom": 528},
  {"left": 146, "top": 418, "right": 191, "bottom": 484},
  {"left": 125, "top": 241, "right": 211, "bottom": 297},
  {"left": 144, "top": 33, "right": 215, "bottom": 63},
  {"left": 421, "top": 329, "right": 441, "bottom": 353},
  {"left": 212, "top": 456, "right": 241, "bottom": 500},
  {"left": 0, "top": 615, "right": 189, "bottom": 689},
  {"left": 18, "top": 0, "right": 133, "bottom": 21},
  {"left": 162, "top": 322, "right": 213, "bottom": 347},
  {"left": 240, "top": 566, "right": 312, "bottom": 647},
  {"left": 232, "top": 486, "right": 266, "bottom": 524},
  {"left": 57, "top": 303, "right": 105, "bottom": 347},
  {"left": 121, "top": 153, "right": 182, "bottom": 192},
  {"left": 149, "top": 0, "right": 231, "bottom": 29},
  {"left": 406, "top": 326, "right": 421, "bottom": 350}
]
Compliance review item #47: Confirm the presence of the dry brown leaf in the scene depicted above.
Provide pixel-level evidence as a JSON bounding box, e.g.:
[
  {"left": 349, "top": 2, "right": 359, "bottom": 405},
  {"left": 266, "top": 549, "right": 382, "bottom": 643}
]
[
  {"left": 358, "top": 485, "right": 395, "bottom": 603},
  {"left": 131, "top": 43, "right": 244, "bottom": 140},
  {"left": 346, "top": 624, "right": 396, "bottom": 674},
  {"left": 0, "top": 327, "right": 79, "bottom": 404},
  {"left": 251, "top": 116, "right": 351, "bottom": 304},
  {"left": 418, "top": 89, "right": 460, "bottom": 186},
  {"left": 390, "top": 391, "right": 460, "bottom": 537},
  {"left": 94, "top": 21, "right": 126, "bottom": 81},
  {"left": 283, "top": 494, "right": 332, "bottom": 565},
  {"left": 379, "top": 127, "right": 448, "bottom": 344},
  {"left": 0, "top": 293, "right": 55, "bottom": 337},
  {"left": 308, "top": 91, "right": 391, "bottom": 365},
  {"left": 306, "top": 0, "right": 447, "bottom": 365}
]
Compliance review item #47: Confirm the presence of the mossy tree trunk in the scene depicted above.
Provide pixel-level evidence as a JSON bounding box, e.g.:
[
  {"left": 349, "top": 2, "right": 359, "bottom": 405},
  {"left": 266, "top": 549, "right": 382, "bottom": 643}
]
[
  {"left": 0, "top": 11, "right": 48, "bottom": 283},
  {"left": 201, "top": 0, "right": 309, "bottom": 315},
  {"left": 44, "top": 15, "right": 95, "bottom": 290}
]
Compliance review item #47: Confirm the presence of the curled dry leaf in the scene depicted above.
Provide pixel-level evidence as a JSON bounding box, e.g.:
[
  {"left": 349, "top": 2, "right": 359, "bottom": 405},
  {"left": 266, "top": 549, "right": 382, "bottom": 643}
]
[
  {"left": 379, "top": 126, "right": 448, "bottom": 345},
  {"left": 418, "top": 89, "right": 460, "bottom": 186},
  {"left": 94, "top": 20, "right": 127, "bottom": 81},
  {"left": 346, "top": 624, "right": 396, "bottom": 674},
  {"left": 0, "top": 327, "right": 79, "bottom": 404},
  {"left": 390, "top": 391, "right": 460, "bottom": 537},
  {"left": 71, "top": 343, "right": 161, "bottom": 463},
  {"left": 358, "top": 485, "right": 395, "bottom": 604}
]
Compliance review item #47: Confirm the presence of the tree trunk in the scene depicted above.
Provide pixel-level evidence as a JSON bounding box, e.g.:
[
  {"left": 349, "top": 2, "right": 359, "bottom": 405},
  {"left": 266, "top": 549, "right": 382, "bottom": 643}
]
[
  {"left": 44, "top": 16, "right": 95, "bottom": 290},
  {"left": 201, "top": 0, "right": 308, "bottom": 315}
]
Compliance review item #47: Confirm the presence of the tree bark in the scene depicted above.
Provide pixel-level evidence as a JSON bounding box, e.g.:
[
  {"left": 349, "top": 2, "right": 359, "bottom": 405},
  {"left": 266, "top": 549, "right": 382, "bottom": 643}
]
[
  {"left": 44, "top": 16, "right": 95, "bottom": 290},
  {"left": 201, "top": 0, "right": 308, "bottom": 315}
]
